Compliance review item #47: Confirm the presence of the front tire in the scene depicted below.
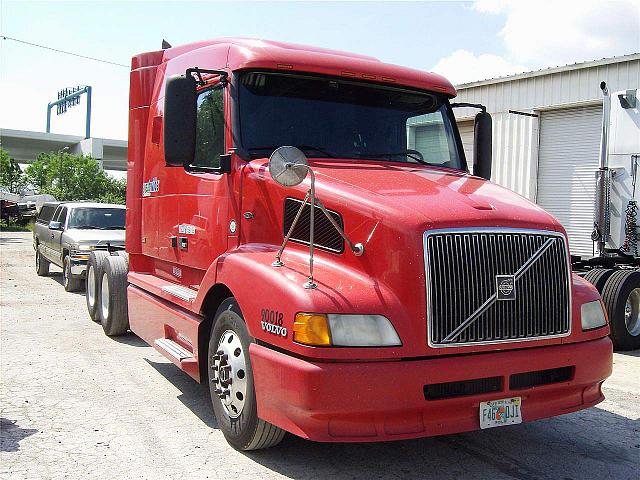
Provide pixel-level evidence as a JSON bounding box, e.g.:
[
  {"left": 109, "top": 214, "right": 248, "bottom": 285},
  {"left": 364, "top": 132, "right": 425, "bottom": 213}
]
[
  {"left": 208, "top": 299, "right": 285, "bottom": 450},
  {"left": 63, "top": 255, "right": 83, "bottom": 292},
  {"left": 35, "top": 245, "right": 49, "bottom": 276},
  {"left": 99, "top": 255, "right": 129, "bottom": 336},
  {"left": 601, "top": 269, "right": 640, "bottom": 351}
]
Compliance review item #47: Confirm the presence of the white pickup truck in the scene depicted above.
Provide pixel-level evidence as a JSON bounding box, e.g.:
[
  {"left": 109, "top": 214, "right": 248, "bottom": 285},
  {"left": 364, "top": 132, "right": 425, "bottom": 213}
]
[{"left": 33, "top": 202, "right": 125, "bottom": 291}]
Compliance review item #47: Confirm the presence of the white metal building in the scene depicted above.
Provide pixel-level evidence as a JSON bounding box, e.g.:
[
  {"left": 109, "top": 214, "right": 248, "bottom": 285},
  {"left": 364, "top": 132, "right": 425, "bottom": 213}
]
[{"left": 436, "top": 53, "right": 640, "bottom": 257}]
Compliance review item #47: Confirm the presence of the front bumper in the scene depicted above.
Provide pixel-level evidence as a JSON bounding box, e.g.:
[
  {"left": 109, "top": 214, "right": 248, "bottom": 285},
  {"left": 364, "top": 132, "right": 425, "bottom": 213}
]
[{"left": 250, "top": 337, "right": 612, "bottom": 442}]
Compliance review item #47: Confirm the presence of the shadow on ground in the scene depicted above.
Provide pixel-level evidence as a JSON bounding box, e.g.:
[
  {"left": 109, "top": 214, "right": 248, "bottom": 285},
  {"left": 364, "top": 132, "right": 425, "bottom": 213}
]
[
  {"left": 0, "top": 237, "right": 25, "bottom": 244},
  {"left": 240, "top": 407, "right": 639, "bottom": 480},
  {"left": 145, "top": 359, "right": 219, "bottom": 430},
  {"left": 49, "top": 273, "right": 85, "bottom": 296},
  {"left": 617, "top": 348, "right": 640, "bottom": 357},
  {"left": 143, "top": 356, "right": 639, "bottom": 480},
  {"left": 109, "top": 332, "right": 149, "bottom": 347},
  {"left": 0, "top": 418, "right": 38, "bottom": 453}
]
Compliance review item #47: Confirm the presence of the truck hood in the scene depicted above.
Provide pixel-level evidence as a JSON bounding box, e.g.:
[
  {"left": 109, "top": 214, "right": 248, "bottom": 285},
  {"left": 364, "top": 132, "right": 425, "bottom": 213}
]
[
  {"left": 309, "top": 160, "right": 562, "bottom": 231},
  {"left": 64, "top": 229, "right": 126, "bottom": 246}
]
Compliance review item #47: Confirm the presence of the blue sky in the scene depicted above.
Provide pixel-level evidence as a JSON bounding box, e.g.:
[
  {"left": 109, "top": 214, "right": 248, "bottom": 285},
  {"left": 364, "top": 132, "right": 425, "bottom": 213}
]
[{"left": 1, "top": 1, "right": 638, "bottom": 141}]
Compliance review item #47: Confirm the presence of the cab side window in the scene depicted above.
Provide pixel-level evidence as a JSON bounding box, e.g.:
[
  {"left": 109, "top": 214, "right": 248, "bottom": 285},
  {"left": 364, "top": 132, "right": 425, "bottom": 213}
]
[
  {"left": 37, "top": 205, "right": 56, "bottom": 224},
  {"left": 192, "top": 87, "right": 225, "bottom": 168}
]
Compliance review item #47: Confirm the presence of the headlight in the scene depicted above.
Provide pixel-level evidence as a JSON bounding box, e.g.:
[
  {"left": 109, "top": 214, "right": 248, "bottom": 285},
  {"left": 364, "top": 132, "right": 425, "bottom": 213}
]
[
  {"left": 581, "top": 300, "right": 607, "bottom": 330},
  {"left": 293, "top": 313, "right": 401, "bottom": 347}
]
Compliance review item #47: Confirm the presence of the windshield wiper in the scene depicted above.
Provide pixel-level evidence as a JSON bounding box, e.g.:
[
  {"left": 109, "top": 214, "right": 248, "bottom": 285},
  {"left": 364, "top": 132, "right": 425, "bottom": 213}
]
[
  {"left": 248, "top": 145, "right": 337, "bottom": 158},
  {"left": 362, "top": 150, "right": 427, "bottom": 164}
]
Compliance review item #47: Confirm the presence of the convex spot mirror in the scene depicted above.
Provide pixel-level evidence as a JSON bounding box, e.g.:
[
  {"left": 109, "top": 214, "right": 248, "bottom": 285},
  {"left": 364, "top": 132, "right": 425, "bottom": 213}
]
[
  {"left": 164, "top": 74, "right": 197, "bottom": 167},
  {"left": 269, "top": 146, "right": 309, "bottom": 187}
]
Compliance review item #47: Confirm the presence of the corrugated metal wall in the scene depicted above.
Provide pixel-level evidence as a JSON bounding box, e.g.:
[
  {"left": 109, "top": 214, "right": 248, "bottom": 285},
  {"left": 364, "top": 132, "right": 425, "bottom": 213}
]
[{"left": 453, "top": 56, "right": 640, "bottom": 201}]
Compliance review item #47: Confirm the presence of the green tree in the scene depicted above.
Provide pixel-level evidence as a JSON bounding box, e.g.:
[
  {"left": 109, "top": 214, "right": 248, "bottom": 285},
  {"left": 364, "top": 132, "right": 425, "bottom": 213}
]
[
  {"left": 0, "top": 148, "right": 27, "bottom": 194},
  {"left": 24, "top": 151, "right": 126, "bottom": 204}
]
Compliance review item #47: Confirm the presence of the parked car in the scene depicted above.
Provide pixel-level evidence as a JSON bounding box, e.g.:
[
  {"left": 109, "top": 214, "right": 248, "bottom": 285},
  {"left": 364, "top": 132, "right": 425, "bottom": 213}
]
[{"left": 33, "top": 202, "right": 126, "bottom": 291}]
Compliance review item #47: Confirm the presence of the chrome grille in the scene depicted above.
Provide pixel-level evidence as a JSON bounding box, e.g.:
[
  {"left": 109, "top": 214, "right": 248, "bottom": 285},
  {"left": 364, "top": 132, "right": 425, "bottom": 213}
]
[{"left": 424, "top": 229, "right": 571, "bottom": 347}]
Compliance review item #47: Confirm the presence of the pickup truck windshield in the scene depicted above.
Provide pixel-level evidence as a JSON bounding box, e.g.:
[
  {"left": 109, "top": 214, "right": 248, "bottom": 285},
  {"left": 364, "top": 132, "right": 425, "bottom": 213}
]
[
  {"left": 237, "top": 71, "right": 464, "bottom": 169},
  {"left": 68, "top": 208, "right": 126, "bottom": 230}
]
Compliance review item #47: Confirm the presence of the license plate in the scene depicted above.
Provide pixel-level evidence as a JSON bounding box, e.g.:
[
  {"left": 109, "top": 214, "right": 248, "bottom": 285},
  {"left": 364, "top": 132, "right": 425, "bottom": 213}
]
[{"left": 479, "top": 397, "right": 522, "bottom": 429}]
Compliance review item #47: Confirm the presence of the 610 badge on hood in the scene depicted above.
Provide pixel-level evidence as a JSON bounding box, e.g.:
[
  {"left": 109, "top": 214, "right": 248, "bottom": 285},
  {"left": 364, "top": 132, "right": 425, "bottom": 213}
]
[{"left": 261, "top": 309, "right": 287, "bottom": 337}]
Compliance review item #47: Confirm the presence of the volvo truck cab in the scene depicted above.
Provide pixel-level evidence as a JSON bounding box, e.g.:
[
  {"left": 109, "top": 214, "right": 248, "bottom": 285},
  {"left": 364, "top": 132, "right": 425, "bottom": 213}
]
[{"left": 87, "top": 38, "right": 612, "bottom": 450}]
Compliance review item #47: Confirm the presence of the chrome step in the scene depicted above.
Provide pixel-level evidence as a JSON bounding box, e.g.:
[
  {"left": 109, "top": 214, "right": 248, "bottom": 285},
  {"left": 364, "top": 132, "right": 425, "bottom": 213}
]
[
  {"left": 161, "top": 284, "right": 198, "bottom": 302},
  {"left": 154, "top": 338, "right": 194, "bottom": 361}
]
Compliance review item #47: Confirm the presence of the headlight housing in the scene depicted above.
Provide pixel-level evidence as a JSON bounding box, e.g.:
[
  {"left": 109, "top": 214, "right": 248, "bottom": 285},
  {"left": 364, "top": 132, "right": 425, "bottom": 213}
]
[
  {"left": 293, "top": 313, "right": 401, "bottom": 347},
  {"left": 581, "top": 300, "right": 607, "bottom": 330}
]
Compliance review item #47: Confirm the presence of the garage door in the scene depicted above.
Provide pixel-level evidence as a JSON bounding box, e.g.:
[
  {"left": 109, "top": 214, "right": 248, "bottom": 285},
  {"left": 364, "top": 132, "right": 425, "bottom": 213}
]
[
  {"left": 536, "top": 104, "right": 602, "bottom": 257},
  {"left": 457, "top": 121, "right": 474, "bottom": 168}
]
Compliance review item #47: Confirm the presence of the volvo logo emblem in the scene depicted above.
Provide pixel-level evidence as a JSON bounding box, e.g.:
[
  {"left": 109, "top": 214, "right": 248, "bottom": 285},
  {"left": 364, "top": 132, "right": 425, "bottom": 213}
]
[{"left": 496, "top": 275, "right": 516, "bottom": 301}]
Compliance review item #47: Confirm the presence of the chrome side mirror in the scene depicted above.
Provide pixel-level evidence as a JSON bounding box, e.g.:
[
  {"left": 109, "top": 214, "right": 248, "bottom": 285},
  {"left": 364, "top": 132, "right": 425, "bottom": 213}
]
[
  {"left": 48, "top": 221, "right": 62, "bottom": 230},
  {"left": 268, "top": 146, "right": 309, "bottom": 186}
]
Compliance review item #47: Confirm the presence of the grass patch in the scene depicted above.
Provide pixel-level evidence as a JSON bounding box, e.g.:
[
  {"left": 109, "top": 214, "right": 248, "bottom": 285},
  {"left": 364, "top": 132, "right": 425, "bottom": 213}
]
[{"left": 0, "top": 221, "right": 34, "bottom": 232}]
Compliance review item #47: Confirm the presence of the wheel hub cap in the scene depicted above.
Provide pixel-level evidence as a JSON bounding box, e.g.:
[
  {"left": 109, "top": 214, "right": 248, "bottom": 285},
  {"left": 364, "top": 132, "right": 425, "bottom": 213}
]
[
  {"left": 87, "top": 265, "right": 95, "bottom": 308},
  {"left": 624, "top": 288, "right": 640, "bottom": 336},
  {"left": 211, "top": 330, "right": 247, "bottom": 418},
  {"left": 101, "top": 273, "right": 110, "bottom": 320}
]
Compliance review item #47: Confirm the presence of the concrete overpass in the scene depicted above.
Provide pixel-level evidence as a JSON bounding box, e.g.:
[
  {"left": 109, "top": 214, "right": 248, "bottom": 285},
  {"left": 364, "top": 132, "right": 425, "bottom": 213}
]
[{"left": 0, "top": 128, "right": 127, "bottom": 171}]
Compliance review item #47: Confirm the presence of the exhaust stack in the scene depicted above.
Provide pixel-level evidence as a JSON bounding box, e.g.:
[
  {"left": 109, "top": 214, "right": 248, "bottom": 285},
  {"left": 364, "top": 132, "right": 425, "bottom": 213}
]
[{"left": 593, "top": 81, "right": 612, "bottom": 257}]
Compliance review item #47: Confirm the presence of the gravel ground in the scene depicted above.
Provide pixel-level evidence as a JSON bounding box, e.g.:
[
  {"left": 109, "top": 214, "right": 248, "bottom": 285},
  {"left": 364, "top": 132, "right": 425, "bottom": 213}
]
[{"left": 1, "top": 231, "right": 639, "bottom": 480}]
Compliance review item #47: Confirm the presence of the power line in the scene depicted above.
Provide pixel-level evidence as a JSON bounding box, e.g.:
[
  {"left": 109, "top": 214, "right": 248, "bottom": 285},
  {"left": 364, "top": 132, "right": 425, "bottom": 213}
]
[{"left": 1, "top": 35, "right": 129, "bottom": 68}]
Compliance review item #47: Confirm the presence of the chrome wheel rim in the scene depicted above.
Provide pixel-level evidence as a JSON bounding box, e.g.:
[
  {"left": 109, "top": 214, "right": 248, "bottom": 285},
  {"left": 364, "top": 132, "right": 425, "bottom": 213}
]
[
  {"left": 212, "top": 329, "right": 248, "bottom": 419},
  {"left": 87, "top": 265, "right": 96, "bottom": 308},
  {"left": 101, "top": 272, "right": 110, "bottom": 320},
  {"left": 624, "top": 288, "right": 640, "bottom": 336}
]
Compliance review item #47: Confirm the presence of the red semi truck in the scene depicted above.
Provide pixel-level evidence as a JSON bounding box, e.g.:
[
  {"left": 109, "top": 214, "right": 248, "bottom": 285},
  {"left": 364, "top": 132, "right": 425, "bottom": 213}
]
[{"left": 86, "top": 38, "right": 613, "bottom": 450}]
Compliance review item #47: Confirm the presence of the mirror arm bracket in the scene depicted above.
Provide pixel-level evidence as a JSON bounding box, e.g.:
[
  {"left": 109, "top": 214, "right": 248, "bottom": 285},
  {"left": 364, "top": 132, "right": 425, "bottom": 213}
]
[
  {"left": 272, "top": 163, "right": 365, "bottom": 289},
  {"left": 451, "top": 102, "right": 486, "bottom": 112},
  {"left": 186, "top": 67, "right": 228, "bottom": 86}
]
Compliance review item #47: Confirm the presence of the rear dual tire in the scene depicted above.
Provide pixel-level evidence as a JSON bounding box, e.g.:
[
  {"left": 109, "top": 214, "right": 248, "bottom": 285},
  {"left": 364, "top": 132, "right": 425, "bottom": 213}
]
[
  {"left": 601, "top": 270, "right": 640, "bottom": 351},
  {"left": 86, "top": 251, "right": 110, "bottom": 322},
  {"left": 98, "top": 255, "right": 129, "bottom": 336}
]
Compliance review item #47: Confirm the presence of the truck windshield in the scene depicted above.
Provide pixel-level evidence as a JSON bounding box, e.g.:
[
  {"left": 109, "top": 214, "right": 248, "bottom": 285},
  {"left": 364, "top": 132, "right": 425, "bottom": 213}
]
[
  {"left": 68, "top": 208, "right": 126, "bottom": 230},
  {"left": 237, "top": 71, "right": 464, "bottom": 169}
]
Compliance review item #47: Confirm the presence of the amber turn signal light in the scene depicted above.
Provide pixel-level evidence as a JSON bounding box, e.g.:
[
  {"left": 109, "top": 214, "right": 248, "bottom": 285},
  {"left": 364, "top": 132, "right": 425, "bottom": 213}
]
[{"left": 293, "top": 313, "right": 332, "bottom": 346}]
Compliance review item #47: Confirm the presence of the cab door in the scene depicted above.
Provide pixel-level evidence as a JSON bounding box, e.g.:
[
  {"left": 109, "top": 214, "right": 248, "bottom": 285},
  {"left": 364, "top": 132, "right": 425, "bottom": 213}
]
[
  {"left": 48, "top": 206, "right": 67, "bottom": 265},
  {"left": 143, "top": 80, "right": 232, "bottom": 285}
]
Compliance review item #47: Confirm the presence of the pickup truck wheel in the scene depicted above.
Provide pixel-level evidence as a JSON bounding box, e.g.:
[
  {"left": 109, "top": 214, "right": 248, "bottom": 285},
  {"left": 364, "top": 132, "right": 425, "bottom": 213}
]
[
  {"left": 208, "top": 299, "right": 285, "bottom": 450},
  {"left": 601, "top": 270, "right": 640, "bottom": 351},
  {"left": 35, "top": 246, "right": 49, "bottom": 276},
  {"left": 63, "top": 255, "right": 83, "bottom": 292},
  {"left": 99, "top": 255, "right": 129, "bottom": 336},
  {"left": 86, "top": 251, "right": 110, "bottom": 322},
  {"left": 582, "top": 268, "right": 615, "bottom": 293}
]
